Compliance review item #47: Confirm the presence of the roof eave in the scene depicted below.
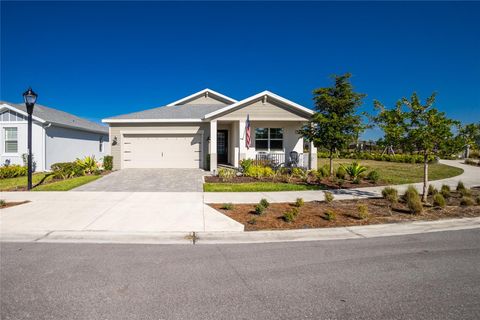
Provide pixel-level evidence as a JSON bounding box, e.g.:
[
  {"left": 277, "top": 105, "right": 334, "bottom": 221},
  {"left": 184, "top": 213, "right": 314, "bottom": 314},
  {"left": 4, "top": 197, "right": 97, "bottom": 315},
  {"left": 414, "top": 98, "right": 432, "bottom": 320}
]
[{"left": 102, "top": 118, "right": 204, "bottom": 123}]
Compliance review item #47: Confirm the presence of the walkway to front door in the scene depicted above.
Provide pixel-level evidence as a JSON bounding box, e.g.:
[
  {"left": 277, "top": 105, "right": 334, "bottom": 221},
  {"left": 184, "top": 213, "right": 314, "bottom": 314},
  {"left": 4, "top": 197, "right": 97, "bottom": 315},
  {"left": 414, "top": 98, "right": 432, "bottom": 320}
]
[{"left": 74, "top": 169, "right": 207, "bottom": 192}]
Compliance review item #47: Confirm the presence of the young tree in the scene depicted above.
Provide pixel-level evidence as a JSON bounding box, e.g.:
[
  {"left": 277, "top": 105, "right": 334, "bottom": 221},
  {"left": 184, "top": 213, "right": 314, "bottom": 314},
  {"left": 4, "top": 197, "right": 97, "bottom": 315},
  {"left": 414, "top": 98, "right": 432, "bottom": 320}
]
[
  {"left": 396, "top": 93, "right": 459, "bottom": 202},
  {"left": 370, "top": 100, "right": 407, "bottom": 154},
  {"left": 299, "top": 73, "right": 366, "bottom": 176},
  {"left": 458, "top": 122, "right": 480, "bottom": 157}
]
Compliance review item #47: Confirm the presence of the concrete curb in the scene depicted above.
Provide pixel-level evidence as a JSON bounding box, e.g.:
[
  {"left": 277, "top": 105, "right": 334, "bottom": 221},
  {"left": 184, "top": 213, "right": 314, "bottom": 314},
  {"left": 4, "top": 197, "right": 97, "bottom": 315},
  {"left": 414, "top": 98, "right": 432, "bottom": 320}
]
[{"left": 2, "top": 217, "right": 479, "bottom": 245}]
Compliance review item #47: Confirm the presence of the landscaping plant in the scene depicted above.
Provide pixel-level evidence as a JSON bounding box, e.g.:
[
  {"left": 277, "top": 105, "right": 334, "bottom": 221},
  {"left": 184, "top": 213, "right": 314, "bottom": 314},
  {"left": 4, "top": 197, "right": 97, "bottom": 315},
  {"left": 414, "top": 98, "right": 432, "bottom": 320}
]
[
  {"left": 294, "top": 198, "right": 304, "bottom": 207},
  {"left": 0, "top": 165, "right": 27, "bottom": 179},
  {"left": 428, "top": 184, "right": 438, "bottom": 196},
  {"left": 335, "top": 166, "right": 347, "bottom": 180},
  {"left": 456, "top": 181, "right": 466, "bottom": 192},
  {"left": 367, "top": 170, "right": 380, "bottom": 183},
  {"left": 254, "top": 204, "right": 266, "bottom": 215},
  {"left": 341, "top": 162, "right": 367, "bottom": 180},
  {"left": 218, "top": 168, "right": 236, "bottom": 182},
  {"left": 404, "top": 186, "right": 423, "bottom": 214},
  {"left": 221, "top": 203, "right": 234, "bottom": 210},
  {"left": 433, "top": 193, "right": 446, "bottom": 208},
  {"left": 260, "top": 198, "right": 270, "bottom": 208},
  {"left": 476, "top": 196, "right": 480, "bottom": 205},
  {"left": 324, "top": 210, "right": 336, "bottom": 221},
  {"left": 103, "top": 155, "right": 113, "bottom": 171},
  {"left": 282, "top": 208, "right": 299, "bottom": 223},
  {"left": 75, "top": 156, "right": 98, "bottom": 175},
  {"left": 381, "top": 187, "right": 398, "bottom": 204},
  {"left": 0, "top": 199, "right": 6, "bottom": 207},
  {"left": 460, "top": 197, "right": 475, "bottom": 206},
  {"left": 51, "top": 162, "right": 84, "bottom": 179},
  {"left": 440, "top": 184, "right": 451, "bottom": 198},
  {"left": 323, "top": 191, "right": 334, "bottom": 203},
  {"left": 357, "top": 203, "right": 369, "bottom": 219}
]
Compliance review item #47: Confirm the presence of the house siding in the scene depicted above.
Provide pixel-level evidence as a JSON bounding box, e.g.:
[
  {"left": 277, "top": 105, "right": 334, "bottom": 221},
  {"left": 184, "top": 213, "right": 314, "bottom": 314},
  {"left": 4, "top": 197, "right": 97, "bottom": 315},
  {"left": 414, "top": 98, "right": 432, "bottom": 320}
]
[
  {"left": 109, "top": 123, "right": 210, "bottom": 170},
  {"left": 178, "top": 95, "right": 228, "bottom": 106},
  {"left": 45, "top": 125, "right": 109, "bottom": 170},
  {"left": 214, "top": 99, "right": 309, "bottom": 121}
]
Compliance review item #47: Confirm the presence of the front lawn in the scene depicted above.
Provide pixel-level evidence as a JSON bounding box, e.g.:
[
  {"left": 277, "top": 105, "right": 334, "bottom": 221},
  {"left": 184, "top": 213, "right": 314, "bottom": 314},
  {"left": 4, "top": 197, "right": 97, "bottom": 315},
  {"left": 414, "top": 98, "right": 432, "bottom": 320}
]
[
  {"left": 204, "top": 182, "right": 325, "bottom": 192},
  {"left": 33, "top": 175, "right": 102, "bottom": 191},
  {"left": 317, "top": 159, "right": 463, "bottom": 185},
  {"left": 0, "top": 173, "right": 102, "bottom": 191}
]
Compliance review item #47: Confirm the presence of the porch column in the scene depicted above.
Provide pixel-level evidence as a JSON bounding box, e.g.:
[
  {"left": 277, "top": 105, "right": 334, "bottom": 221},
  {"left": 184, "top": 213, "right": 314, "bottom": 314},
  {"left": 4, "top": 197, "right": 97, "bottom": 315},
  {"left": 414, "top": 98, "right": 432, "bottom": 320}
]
[
  {"left": 309, "top": 141, "right": 317, "bottom": 170},
  {"left": 238, "top": 120, "right": 247, "bottom": 164},
  {"left": 233, "top": 121, "right": 240, "bottom": 167},
  {"left": 210, "top": 120, "right": 217, "bottom": 173}
]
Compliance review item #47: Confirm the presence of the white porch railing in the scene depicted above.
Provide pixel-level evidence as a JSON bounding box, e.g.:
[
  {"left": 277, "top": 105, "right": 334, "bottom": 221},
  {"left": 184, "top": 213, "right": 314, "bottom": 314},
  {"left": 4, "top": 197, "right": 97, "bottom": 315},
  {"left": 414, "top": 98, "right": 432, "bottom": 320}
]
[{"left": 254, "top": 152, "right": 306, "bottom": 168}]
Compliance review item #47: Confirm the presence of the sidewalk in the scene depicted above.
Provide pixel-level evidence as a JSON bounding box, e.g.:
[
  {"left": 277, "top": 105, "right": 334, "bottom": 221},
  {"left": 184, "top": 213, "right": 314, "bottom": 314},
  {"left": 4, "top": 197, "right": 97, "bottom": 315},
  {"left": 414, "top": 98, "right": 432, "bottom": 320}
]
[{"left": 205, "top": 160, "right": 480, "bottom": 204}]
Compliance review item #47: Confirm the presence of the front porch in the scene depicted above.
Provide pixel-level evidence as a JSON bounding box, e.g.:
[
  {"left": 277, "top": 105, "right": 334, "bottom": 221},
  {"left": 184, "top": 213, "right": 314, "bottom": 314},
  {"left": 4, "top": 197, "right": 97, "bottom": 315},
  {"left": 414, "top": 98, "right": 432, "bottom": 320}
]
[{"left": 208, "top": 120, "right": 317, "bottom": 173}]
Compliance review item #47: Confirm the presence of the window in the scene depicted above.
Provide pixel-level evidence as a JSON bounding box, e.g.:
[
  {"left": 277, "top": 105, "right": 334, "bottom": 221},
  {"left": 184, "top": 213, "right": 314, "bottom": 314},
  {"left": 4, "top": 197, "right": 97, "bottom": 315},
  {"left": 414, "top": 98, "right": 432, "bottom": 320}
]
[
  {"left": 255, "top": 128, "right": 283, "bottom": 151},
  {"left": 4, "top": 127, "right": 18, "bottom": 153},
  {"left": 99, "top": 136, "right": 103, "bottom": 152}
]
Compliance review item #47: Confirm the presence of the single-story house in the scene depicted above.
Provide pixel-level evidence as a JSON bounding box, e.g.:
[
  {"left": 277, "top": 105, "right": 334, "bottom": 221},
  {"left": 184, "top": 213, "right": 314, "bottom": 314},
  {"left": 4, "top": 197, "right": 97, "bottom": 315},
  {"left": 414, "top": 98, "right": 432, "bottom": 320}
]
[
  {"left": 102, "top": 89, "right": 317, "bottom": 173},
  {"left": 0, "top": 101, "right": 109, "bottom": 171}
]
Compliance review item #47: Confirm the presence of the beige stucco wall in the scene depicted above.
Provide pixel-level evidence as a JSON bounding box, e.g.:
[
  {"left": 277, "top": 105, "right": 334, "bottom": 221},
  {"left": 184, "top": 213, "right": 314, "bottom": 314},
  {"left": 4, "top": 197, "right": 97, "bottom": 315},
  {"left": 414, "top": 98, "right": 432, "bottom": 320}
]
[{"left": 109, "top": 123, "right": 210, "bottom": 170}]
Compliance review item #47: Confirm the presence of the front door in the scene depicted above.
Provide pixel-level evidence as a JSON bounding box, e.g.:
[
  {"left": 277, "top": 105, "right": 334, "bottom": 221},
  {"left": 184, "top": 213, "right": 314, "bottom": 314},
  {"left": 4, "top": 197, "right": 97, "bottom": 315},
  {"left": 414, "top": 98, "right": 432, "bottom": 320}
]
[{"left": 217, "top": 130, "right": 228, "bottom": 164}]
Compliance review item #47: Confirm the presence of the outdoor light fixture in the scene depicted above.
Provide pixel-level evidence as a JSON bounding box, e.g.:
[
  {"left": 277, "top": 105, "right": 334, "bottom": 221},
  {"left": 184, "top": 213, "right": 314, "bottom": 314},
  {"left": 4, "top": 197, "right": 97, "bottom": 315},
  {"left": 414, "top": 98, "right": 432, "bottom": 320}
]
[{"left": 22, "top": 87, "right": 38, "bottom": 190}]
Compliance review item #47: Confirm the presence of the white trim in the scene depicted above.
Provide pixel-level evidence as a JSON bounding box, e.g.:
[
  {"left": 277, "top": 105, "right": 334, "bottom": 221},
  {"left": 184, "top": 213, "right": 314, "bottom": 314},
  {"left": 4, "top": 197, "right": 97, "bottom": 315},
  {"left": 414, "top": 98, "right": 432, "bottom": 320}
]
[
  {"left": 120, "top": 129, "right": 204, "bottom": 135},
  {"left": 203, "top": 91, "right": 314, "bottom": 119},
  {"left": 0, "top": 104, "right": 46, "bottom": 123},
  {"left": 166, "top": 88, "right": 237, "bottom": 106},
  {"left": 102, "top": 118, "right": 203, "bottom": 123}
]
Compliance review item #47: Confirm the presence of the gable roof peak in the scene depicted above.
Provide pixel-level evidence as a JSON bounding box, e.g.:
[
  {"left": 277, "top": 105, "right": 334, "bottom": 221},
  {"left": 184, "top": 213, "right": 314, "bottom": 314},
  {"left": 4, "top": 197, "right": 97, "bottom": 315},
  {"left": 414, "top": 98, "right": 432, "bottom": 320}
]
[{"left": 166, "top": 88, "right": 237, "bottom": 106}]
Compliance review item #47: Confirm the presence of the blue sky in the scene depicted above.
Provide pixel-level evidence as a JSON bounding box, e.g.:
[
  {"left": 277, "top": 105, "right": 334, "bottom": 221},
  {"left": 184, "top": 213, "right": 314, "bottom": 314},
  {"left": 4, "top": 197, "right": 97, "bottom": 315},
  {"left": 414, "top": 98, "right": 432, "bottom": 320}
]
[{"left": 1, "top": 1, "right": 479, "bottom": 139}]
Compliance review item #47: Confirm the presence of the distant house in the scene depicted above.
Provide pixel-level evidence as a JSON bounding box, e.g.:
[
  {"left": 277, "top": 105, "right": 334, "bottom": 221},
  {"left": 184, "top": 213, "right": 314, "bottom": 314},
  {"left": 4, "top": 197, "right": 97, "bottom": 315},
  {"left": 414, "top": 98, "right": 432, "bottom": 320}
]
[
  {"left": 0, "top": 101, "right": 109, "bottom": 171},
  {"left": 103, "top": 89, "right": 317, "bottom": 172}
]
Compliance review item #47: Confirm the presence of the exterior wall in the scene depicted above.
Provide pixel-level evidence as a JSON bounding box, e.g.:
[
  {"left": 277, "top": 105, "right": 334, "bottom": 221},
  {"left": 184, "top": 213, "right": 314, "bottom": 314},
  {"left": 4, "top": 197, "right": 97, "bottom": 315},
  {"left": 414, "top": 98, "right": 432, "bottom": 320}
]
[
  {"left": 109, "top": 123, "right": 209, "bottom": 170},
  {"left": 244, "top": 121, "right": 305, "bottom": 160},
  {"left": 0, "top": 120, "right": 45, "bottom": 171},
  {"left": 45, "top": 126, "right": 109, "bottom": 170},
  {"left": 214, "top": 99, "right": 308, "bottom": 121}
]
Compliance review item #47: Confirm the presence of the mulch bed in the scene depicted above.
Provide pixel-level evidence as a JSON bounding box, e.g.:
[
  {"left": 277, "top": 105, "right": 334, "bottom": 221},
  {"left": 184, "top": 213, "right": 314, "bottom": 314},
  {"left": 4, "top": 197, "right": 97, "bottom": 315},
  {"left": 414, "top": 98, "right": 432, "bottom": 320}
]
[
  {"left": 210, "top": 189, "right": 480, "bottom": 231},
  {"left": 0, "top": 201, "right": 30, "bottom": 210},
  {"left": 204, "top": 175, "right": 381, "bottom": 189}
]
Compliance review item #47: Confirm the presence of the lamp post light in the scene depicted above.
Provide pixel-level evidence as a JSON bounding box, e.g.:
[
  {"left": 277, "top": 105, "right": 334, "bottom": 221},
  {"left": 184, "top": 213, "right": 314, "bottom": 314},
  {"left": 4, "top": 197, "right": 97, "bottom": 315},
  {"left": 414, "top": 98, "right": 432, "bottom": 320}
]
[{"left": 23, "top": 87, "right": 38, "bottom": 190}]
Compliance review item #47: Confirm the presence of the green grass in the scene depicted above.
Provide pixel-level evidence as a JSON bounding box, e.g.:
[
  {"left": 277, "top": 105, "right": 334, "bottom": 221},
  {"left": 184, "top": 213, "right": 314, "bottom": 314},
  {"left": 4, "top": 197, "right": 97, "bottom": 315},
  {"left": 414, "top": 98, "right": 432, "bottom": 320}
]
[
  {"left": 204, "top": 182, "right": 325, "bottom": 192},
  {"left": 317, "top": 159, "right": 463, "bottom": 185},
  {"left": 0, "top": 173, "right": 101, "bottom": 191},
  {"left": 33, "top": 175, "right": 102, "bottom": 191}
]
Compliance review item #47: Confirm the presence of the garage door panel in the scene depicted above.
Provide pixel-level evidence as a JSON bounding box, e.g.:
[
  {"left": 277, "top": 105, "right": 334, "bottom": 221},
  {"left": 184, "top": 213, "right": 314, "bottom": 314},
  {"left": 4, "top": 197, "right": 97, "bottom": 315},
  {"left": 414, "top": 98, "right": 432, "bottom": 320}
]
[{"left": 122, "top": 134, "right": 201, "bottom": 169}]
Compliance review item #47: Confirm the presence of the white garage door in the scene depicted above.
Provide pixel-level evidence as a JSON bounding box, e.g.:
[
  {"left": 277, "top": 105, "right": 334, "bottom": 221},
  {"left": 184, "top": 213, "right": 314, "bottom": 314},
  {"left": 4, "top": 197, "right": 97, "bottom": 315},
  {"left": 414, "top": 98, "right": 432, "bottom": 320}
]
[{"left": 122, "top": 134, "right": 202, "bottom": 168}]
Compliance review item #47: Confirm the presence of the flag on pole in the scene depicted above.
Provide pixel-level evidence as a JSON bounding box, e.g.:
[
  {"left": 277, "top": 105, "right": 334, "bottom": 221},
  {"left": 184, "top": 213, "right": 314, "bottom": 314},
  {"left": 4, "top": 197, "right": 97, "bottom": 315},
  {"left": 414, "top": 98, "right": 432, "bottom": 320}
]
[{"left": 245, "top": 114, "right": 251, "bottom": 149}]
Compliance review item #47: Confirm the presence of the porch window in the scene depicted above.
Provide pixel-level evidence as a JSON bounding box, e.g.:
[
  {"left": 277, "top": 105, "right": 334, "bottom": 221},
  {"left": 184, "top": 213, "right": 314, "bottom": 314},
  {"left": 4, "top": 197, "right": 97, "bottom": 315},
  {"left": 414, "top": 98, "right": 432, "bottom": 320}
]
[
  {"left": 255, "top": 128, "right": 283, "bottom": 151},
  {"left": 4, "top": 127, "right": 18, "bottom": 153}
]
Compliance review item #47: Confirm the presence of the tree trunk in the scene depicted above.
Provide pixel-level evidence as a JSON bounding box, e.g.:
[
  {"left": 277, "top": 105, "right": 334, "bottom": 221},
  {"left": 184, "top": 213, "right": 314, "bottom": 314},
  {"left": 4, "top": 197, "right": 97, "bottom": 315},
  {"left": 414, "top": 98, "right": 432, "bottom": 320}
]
[
  {"left": 329, "top": 151, "right": 334, "bottom": 177},
  {"left": 422, "top": 153, "right": 429, "bottom": 202}
]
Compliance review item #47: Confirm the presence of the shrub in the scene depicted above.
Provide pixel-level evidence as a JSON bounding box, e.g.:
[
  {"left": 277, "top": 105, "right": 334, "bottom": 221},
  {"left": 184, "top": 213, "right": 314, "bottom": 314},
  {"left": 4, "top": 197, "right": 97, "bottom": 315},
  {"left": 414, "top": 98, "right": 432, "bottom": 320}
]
[
  {"left": 341, "top": 162, "right": 367, "bottom": 180},
  {"left": 464, "top": 158, "right": 477, "bottom": 165},
  {"left": 294, "top": 197, "right": 304, "bottom": 207},
  {"left": 283, "top": 208, "right": 299, "bottom": 222},
  {"left": 460, "top": 197, "right": 475, "bottom": 206},
  {"left": 0, "top": 165, "right": 27, "bottom": 179},
  {"left": 324, "top": 191, "right": 334, "bottom": 203},
  {"left": 382, "top": 187, "right": 398, "bottom": 204},
  {"left": 317, "top": 165, "right": 329, "bottom": 178},
  {"left": 291, "top": 167, "right": 307, "bottom": 179},
  {"left": 440, "top": 184, "right": 451, "bottom": 198},
  {"left": 476, "top": 196, "right": 480, "bottom": 205},
  {"left": 244, "top": 165, "right": 274, "bottom": 179},
  {"left": 433, "top": 193, "right": 446, "bottom": 208},
  {"left": 456, "top": 181, "right": 466, "bottom": 192},
  {"left": 367, "top": 170, "right": 380, "bottom": 183},
  {"left": 352, "top": 177, "right": 361, "bottom": 184},
  {"left": 325, "top": 210, "right": 336, "bottom": 221},
  {"left": 335, "top": 166, "right": 347, "bottom": 179},
  {"left": 221, "top": 203, "right": 234, "bottom": 210},
  {"left": 51, "top": 162, "right": 83, "bottom": 179},
  {"left": 239, "top": 159, "right": 253, "bottom": 172},
  {"left": 254, "top": 204, "right": 266, "bottom": 215},
  {"left": 259, "top": 198, "right": 270, "bottom": 208},
  {"left": 460, "top": 188, "right": 472, "bottom": 197},
  {"left": 337, "top": 178, "right": 345, "bottom": 188},
  {"left": 103, "top": 155, "right": 113, "bottom": 171},
  {"left": 0, "top": 199, "right": 6, "bottom": 207},
  {"left": 357, "top": 203, "right": 369, "bottom": 219},
  {"left": 248, "top": 217, "right": 257, "bottom": 225},
  {"left": 218, "top": 168, "right": 236, "bottom": 181},
  {"left": 428, "top": 184, "right": 438, "bottom": 195},
  {"left": 404, "top": 187, "right": 423, "bottom": 214},
  {"left": 75, "top": 156, "right": 98, "bottom": 175}
]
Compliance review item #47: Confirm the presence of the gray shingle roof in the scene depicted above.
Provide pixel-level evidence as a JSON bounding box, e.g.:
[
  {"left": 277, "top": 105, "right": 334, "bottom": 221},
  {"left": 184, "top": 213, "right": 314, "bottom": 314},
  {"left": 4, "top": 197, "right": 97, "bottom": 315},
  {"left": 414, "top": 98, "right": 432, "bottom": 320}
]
[
  {"left": 106, "top": 103, "right": 227, "bottom": 120},
  {"left": 1, "top": 101, "right": 108, "bottom": 134}
]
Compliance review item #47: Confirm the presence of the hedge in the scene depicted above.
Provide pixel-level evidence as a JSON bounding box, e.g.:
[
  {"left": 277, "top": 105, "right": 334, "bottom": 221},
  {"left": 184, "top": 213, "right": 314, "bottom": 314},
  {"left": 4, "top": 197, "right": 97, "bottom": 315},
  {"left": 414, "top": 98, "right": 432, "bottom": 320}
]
[
  {"left": 317, "top": 152, "right": 437, "bottom": 164},
  {"left": 0, "top": 165, "right": 28, "bottom": 179}
]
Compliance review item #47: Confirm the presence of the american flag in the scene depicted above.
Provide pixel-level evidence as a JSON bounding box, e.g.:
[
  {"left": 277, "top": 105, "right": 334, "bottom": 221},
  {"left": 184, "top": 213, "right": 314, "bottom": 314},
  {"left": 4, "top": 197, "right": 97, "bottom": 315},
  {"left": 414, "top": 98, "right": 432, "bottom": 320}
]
[{"left": 245, "top": 114, "right": 251, "bottom": 149}]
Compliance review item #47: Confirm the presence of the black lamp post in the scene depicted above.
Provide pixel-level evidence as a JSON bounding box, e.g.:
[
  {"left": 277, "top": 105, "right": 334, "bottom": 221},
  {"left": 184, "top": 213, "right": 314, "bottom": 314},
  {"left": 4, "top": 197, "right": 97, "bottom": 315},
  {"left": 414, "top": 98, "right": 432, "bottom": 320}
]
[{"left": 23, "top": 87, "right": 38, "bottom": 190}]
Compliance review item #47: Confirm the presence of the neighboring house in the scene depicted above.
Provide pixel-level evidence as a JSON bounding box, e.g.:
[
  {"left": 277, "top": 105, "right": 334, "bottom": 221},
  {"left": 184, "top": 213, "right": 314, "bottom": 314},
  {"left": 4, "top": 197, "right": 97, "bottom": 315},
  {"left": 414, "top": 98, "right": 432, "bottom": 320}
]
[
  {"left": 0, "top": 101, "right": 109, "bottom": 171},
  {"left": 102, "top": 89, "right": 317, "bottom": 173}
]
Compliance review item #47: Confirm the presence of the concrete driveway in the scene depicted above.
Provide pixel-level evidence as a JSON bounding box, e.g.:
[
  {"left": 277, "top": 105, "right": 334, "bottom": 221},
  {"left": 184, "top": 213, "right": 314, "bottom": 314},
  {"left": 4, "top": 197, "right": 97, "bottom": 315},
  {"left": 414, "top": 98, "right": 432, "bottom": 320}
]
[{"left": 74, "top": 168, "right": 207, "bottom": 192}]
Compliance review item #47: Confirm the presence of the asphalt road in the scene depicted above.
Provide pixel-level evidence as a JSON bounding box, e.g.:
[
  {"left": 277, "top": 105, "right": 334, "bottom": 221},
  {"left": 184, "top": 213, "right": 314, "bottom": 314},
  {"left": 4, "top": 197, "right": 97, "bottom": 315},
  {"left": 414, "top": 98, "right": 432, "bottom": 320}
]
[{"left": 1, "top": 230, "right": 480, "bottom": 320}]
